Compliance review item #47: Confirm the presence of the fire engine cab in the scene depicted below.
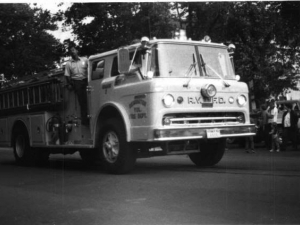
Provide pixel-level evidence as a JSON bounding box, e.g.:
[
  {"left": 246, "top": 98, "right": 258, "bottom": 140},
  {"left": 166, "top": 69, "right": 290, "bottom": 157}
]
[{"left": 0, "top": 33, "right": 256, "bottom": 174}]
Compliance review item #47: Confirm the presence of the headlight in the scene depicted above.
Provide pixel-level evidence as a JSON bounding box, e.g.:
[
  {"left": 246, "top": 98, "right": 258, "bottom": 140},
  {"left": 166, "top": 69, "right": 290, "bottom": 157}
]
[
  {"left": 163, "top": 94, "right": 175, "bottom": 107},
  {"left": 237, "top": 95, "right": 247, "bottom": 106},
  {"left": 201, "top": 84, "right": 217, "bottom": 98}
]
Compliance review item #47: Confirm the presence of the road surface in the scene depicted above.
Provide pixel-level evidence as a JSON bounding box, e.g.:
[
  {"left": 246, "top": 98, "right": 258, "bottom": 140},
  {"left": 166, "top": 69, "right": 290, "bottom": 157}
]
[{"left": 0, "top": 145, "right": 300, "bottom": 225}]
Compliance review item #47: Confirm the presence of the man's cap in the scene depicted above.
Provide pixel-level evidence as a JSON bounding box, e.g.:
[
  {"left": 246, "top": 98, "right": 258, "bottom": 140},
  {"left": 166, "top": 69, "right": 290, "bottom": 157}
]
[{"left": 141, "top": 36, "right": 149, "bottom": 42}]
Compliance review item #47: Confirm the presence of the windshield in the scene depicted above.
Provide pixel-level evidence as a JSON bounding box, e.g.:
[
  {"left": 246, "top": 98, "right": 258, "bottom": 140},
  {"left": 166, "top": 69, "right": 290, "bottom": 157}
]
[
  {"left": 198, "top": 46, "right": 235, "bottom": 79},
  {"left": 156, "top": 43, "right": 235, "bottom": 79}
]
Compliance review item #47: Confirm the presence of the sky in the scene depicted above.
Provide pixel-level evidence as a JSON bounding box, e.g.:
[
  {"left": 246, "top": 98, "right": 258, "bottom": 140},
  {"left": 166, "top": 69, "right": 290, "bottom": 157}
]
[
  {"left": 4, "top": 0, "right": 182, "bottom": 43},
  {"left": 33, "top": 2, "right": 95, "bottom": 43},
  {"left": 33, "top": 2, "right": 74, "bottom": 42},
  {"left": 1, "top": 1, "right": 75, "bottom": 41}
]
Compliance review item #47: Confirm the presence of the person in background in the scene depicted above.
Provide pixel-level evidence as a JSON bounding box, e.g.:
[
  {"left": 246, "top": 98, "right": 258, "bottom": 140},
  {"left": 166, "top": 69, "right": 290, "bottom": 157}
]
[
  {"left": 267, "top": 99, "right": 278, "bottom": 150},
  {"left": 261, "top": 104, "right": 271, "bottom": 149},
  {"left": 64, "top": 44, "right": 89, "bottom": 125},
  {"left": 281, "top": 103, "right": 298, "bottom": 151},
  {"left": 245, "top": 117, "right": 256, "bottom": 153},
  {"left": 269, "top": 122, "right": 280, "bottom": 152}
]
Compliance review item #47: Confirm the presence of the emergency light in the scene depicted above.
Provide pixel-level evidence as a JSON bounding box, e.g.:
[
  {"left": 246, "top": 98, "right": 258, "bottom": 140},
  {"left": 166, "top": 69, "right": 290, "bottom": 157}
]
[
  {"left": 203, "top": 35, "right": 211, "bottom": 43},
  {"left": 174, "top": 29, "right": 187, "bottom": 40}
]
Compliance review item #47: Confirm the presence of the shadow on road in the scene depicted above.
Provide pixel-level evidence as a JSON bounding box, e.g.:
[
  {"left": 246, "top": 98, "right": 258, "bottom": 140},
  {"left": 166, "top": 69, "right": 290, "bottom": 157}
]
[{"left": 1, "top": 146, "right": 300, "bottom": 176}]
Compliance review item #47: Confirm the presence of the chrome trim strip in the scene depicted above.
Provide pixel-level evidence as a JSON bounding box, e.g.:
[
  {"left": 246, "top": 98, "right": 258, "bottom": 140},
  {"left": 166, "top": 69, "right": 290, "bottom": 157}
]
[
  {"left": 161, "top": 124, "right": 254, "bottom": 130},
  {"left": 170, "top": 116, "right": 238, "bottom": 121},
  {"left": 169, "top": 122, "right": 240, "bottom": 126},
  {"left": 153, "top": 132, "right": 256, "bottom": 141},
  {"left": 154, "top": 136, "right": 204, "bottom": 141}
]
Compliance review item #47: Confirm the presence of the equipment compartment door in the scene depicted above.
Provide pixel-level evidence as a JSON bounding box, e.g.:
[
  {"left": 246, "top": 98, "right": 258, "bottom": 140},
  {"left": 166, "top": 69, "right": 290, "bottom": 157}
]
[{"left": 31, "top": 115, "right": 46, "bottom": 145}]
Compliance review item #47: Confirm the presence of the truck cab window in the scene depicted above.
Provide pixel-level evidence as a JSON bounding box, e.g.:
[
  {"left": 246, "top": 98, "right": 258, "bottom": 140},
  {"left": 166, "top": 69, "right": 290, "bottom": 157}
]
[
  {"left": 130, "top": 50, "right": 142, "bottom": 66},
  {"left": 92, "top": 59, "right": 105, "bottom": 80},
  {"left": 111, "top": 57, "right": 120, "bottom": 77},
  {"left": 150, "top": 47, "right": 159, "bottom": 76}
]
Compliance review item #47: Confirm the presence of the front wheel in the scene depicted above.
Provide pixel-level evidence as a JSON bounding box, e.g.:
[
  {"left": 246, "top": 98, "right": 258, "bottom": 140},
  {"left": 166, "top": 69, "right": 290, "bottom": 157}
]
[
  {"left": 189, "top": 139, "right": 226, "bottom": 167},
  {"left": 13, "top": 127, "right": 32, "bottom": 165},
  {"left": 99, "top": 118, "right": 136, "bottom": 174}
]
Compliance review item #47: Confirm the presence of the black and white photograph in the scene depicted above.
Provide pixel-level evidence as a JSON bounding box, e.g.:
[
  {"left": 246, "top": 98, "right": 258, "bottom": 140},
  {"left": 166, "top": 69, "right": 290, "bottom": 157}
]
[{"left": 0, "top": 1, "right": 300, "bottom": 224}]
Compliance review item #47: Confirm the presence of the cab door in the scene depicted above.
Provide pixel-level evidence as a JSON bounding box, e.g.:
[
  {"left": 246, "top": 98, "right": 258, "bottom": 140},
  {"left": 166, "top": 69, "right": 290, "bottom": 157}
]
[{"left": 87, "top": 58, "right": 106, "bottom": 129}]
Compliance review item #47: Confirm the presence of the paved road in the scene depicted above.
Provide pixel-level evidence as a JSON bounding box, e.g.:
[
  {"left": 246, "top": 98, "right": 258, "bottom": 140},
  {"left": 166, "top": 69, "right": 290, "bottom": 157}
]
[{"left": 0, "top": 145, "right": 300, "bottom": 225}]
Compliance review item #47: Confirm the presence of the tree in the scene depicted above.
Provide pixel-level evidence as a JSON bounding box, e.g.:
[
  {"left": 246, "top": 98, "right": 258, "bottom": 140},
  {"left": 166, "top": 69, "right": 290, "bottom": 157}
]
[
  {"left": 176, "top": 2, "right": 300, "bottom": 103},
  {"left": 0, "top": 4, "right": 63, "bottom": 79},
  {"left": 226, "top": 2, "right": 300, "bottom": 101},
  {"left": 62, "top": 2, "right": 174, "bottom": 56},
  {"left": 173, "top": 2, "right": 234, "bottom": 42}
]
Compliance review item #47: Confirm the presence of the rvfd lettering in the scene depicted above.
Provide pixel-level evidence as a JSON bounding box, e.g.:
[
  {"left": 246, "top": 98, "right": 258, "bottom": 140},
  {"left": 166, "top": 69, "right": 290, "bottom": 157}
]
[
  {"left": 213, "top": 97, "right": 225, "bottom": 104},
  {"left": 188, "top": 97, "right": 201, "bottom": 104},
  {"left": 187, "top": 97, "right": 225, "bottom": 104}
]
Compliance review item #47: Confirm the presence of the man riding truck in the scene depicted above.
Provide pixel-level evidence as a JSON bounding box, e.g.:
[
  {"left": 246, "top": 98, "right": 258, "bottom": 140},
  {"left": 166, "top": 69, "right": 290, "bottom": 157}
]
[{"left": 64, "top": 44, "right": 89, "bottom": 125}]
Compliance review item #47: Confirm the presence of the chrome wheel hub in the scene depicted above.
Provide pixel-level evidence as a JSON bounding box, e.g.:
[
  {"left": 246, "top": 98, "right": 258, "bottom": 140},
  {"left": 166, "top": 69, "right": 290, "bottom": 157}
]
[
  {"left": 103, "top": 132, "right": 119, "bottom": 163},
  {"left": 15, "top": 135, "right": 25, "bottom": 158}
]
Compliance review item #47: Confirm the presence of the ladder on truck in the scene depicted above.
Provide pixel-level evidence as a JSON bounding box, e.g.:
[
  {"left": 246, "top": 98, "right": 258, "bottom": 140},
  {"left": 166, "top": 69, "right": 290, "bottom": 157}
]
[{"left": 0, "top": 70, "right": 64, "bottom": 117}]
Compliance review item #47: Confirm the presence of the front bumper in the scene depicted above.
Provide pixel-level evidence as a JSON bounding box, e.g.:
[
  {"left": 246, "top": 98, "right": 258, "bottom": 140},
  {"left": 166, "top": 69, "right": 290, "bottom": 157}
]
[{"left": 153, "top": 124, "right": 256, "bottom": 141}]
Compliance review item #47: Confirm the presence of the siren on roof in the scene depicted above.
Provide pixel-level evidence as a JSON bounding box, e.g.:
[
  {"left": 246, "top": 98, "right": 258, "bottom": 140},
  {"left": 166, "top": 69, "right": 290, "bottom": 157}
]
[{"left": 228, "top": 44, "right": 236, "bottom": 55}]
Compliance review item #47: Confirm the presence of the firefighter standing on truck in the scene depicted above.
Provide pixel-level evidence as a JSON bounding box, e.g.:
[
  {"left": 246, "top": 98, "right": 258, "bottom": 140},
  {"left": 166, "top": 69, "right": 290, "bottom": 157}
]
[{"left": 64, "top": 44, "right": 89, "bottom": 125}]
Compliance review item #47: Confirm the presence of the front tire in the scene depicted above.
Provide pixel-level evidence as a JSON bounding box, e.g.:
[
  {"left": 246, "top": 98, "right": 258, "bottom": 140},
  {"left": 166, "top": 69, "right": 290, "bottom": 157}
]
[
  {"left": 99, "top": 118, "right": 136, "bottom": 174},
  {"left": 13, "top": 127, "right": 32, "bottom": 165},
  {"left": 189, "top": 139, "right": 226, "bottom": 167},
  {"left": 13, "top": 126, "right": 49, "bottom": 166}
]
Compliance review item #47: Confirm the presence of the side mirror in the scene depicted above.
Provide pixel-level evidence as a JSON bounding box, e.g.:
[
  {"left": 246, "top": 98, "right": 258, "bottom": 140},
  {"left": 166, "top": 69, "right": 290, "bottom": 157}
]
[
  {"left": 235, "top": 75, "right": 240, "bottom": 81},
  {"left": 118, "top": 47, "right": 130, "bottom": 74}
]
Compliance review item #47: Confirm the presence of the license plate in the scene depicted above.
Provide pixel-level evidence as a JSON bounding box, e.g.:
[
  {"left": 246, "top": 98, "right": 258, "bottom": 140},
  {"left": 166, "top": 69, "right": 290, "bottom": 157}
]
[{"left": 206, "top": 129, "right": 221, "bottom": 138}]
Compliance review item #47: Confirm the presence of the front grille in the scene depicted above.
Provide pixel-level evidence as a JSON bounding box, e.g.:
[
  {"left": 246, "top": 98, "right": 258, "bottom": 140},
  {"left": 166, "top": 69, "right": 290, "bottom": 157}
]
[{"left": 163, "top": 112, "right": 245, "bottom": 127}]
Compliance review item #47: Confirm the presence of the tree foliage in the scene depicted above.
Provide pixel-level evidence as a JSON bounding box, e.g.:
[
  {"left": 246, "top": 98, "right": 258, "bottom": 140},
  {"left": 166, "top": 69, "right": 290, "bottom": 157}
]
[
  {"left": 63, "top": 2, "right": 174, "bottom": 56},
  {"left": 226, "top": 2, "right": 300, "bottom": 102},
  {"left": 0, "top": 4, "right": 63, "bottom": 79},
  {"left": 173, "top": 2, "right": 300, "bottom": 102}
]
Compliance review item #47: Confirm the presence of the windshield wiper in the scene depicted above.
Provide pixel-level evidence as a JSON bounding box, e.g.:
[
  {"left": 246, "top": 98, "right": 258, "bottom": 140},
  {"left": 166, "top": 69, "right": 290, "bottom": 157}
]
[
  {"left": 200, "top": 54, "right": 230, "bottom": 88},
  {"left": 199, "top": 54, "right": 207, "bottom": 76},
  {"left": 183, "top": 54, "right": 197, "bottom": 88}
]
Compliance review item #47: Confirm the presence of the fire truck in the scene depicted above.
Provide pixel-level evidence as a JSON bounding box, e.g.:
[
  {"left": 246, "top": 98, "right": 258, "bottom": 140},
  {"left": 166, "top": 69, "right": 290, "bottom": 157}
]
[{"left": 0, "top": 33, "right": 256, "bottom": 174}]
